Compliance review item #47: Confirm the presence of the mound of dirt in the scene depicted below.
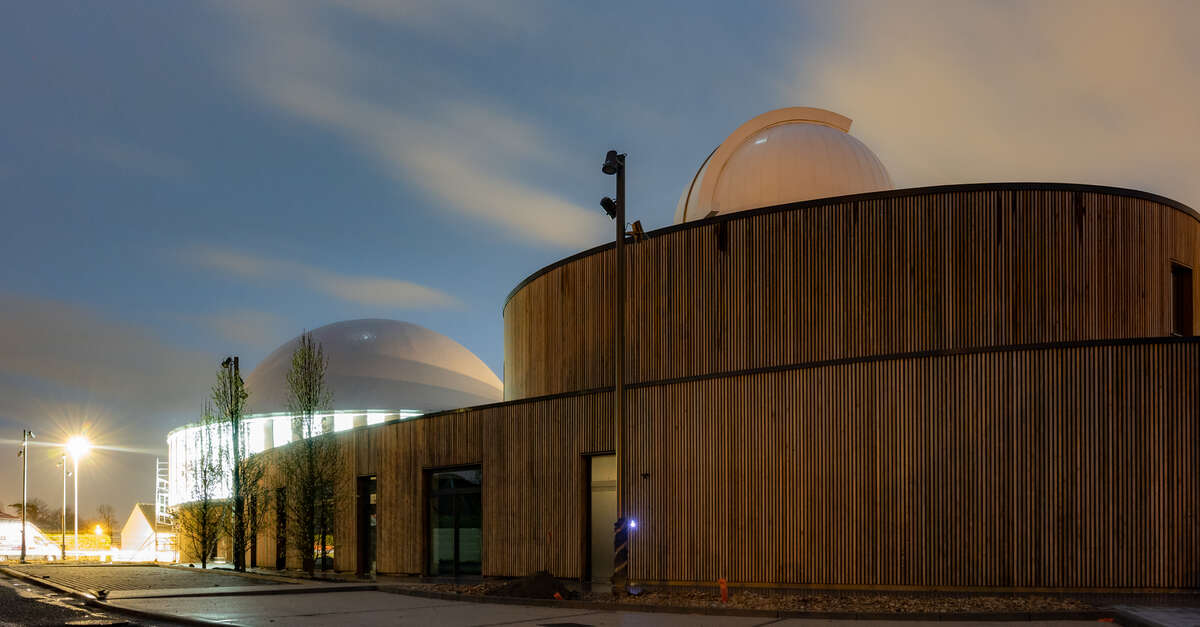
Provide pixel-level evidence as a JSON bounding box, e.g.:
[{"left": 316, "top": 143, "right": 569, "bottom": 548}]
[{"left": 486, "top": 571, "right": 577, "bottom": 600}]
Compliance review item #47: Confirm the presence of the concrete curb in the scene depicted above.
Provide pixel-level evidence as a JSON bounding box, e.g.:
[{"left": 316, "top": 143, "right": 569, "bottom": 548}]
[{"left": 377, "top": 585, "right": 1124, "bottom": 623}]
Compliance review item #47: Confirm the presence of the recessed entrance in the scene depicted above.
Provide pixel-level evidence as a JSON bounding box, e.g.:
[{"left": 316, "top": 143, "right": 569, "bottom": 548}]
[
  {"left": 274, "top": 487, "right": 286, "bottom": 570},
  {"left": 587, "top": 454, "right": 616, "bottom": 583},
  {"left": 428, "top": 466, "right": 482, "bottom": 576},
  {"left": 357, "top": 475, "right": 377, "bottom": 576}
]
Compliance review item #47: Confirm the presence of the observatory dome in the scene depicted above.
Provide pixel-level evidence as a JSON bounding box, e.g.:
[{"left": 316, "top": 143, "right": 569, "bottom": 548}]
[
  {"left": 244, "top": 319, "right": 502, "bottom": 415},
  {"left": 674, "top": 107, "right": 893, "bottom": 223}
]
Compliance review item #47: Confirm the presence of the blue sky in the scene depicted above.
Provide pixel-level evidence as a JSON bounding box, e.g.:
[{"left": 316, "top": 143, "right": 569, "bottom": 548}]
[{"left": 3, "top": 0, "right": 1198, "bottom": 515}]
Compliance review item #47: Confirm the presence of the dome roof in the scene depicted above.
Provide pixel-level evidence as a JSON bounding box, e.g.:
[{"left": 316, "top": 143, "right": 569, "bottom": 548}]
[
  {"left": 244, "top": 319, "right": 502, "bottom": 415},
  {"left": 675, "top": 107, "right": 893, "bottom": 223}
]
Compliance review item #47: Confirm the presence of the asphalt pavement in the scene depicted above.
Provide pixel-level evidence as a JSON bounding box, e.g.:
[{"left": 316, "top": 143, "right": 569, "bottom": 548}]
[
  {"left": 0, "top": 571, "right": 187, "bottom": 626},
  {"left": 2, "top": 564, "right": 1196, "bottom": 627}
]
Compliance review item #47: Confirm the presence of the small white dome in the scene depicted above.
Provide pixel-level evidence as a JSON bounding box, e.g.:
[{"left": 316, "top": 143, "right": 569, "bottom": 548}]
[
  {"left": 675, "top": 107, "right": 893, "bottom": 223},
  {"left": 244, "top": 319, "right": 502, "bottom": 415}
]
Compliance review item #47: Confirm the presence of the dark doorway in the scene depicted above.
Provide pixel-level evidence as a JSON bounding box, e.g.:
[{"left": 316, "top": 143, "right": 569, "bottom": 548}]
[
  {"left": 1172, "top": 263, "right": 1193, "bottom": 336},
  {"left": 275, "top": 487, "right": 287, "bottom": 570},
  {"left": 249, "top": 493, "right": 258, "bottom": 568},
  {"left": 357, "top": 475, "right": 377, "bottom": 577},
  {"left": 428, "top": 466, "right": 482, "bottom": 576}
]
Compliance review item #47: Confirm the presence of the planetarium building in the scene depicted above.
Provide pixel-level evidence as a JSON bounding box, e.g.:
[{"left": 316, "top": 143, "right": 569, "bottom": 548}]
[
  {"left": 241, "top": 108, "right": 1199, "bottom": 590},
  {"left": 167, "top": 319, "right": 503, "bottom": 506}
]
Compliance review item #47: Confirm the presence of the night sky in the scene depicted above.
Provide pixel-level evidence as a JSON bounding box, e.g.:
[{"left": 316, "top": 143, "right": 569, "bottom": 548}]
[{"left": 3, "top": 0, "right": 1198, "bottom": 519}]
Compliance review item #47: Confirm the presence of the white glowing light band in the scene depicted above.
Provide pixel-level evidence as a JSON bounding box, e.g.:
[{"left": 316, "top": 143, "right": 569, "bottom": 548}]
[{"left": 165, "top": 409, "right": 422, "bottom": 506}]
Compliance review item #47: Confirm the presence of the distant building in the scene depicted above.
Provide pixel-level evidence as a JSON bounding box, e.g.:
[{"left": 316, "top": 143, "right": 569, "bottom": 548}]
[
  {"left": 118, "top": 503, "right": 176, "bottom": 562},
  {"left": 166, "top": 319, "right": 504, "bottom": 507}
]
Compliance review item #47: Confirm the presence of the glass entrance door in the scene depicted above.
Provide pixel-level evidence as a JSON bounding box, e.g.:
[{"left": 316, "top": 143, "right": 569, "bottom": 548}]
[{"left": 428, "top": 467, "right": 482, "bottom": 576}]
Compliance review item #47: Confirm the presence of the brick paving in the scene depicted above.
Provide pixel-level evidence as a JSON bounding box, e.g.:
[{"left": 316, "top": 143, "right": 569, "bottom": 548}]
[{"left": 5, "top": 564, "right": 285, "bottom": 593}]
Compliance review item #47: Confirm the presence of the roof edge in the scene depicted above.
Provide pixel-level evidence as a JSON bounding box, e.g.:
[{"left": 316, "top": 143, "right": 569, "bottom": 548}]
[{"left": 503, "top": 182, "right": 1200, "bottom": 314}]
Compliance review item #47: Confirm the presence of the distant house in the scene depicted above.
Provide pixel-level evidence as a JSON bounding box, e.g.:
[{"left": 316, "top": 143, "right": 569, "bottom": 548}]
[
  {"left": 119, "top": 503, "right": 175, "bottom": 562},
  {"left": 0, "top": 511, "right": 60, "bottom": 560}
]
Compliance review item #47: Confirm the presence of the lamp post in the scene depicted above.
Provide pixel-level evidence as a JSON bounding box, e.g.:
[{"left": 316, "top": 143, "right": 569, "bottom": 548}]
[
  {"left": 58, "top": 455, "right": 68, "bottom": 560},
  {"left": 67, "top": 436, "right": 90, "bottom": 559},
  {"left": 19, "top": 429, "right": 34, "bottom": 563},
  {"left": 601, "top": 149, "right": 628, "bottom": 589},
  {"left": 601, "top": 149, "right": 627, "bottom": 513}
]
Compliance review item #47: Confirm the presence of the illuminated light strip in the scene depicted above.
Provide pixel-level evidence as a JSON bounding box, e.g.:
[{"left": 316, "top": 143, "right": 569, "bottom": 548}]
[{"left": 165, "top": 409, "right": 423, "bottom": 506}]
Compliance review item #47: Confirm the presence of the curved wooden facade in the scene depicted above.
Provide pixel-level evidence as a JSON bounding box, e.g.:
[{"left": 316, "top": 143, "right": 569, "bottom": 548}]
[
  {"left": 504, "top": 184, "right": 1199, "bottom": 399},
  {"left": 254, "top": 183, "right": 1200, "bottom": 590}
]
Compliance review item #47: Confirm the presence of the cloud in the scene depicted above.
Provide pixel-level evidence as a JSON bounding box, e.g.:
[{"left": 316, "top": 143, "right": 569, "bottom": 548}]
[
  {"left": 0, "top": 291, "right": 214, "bottom": 513},
  {"left": 179, "top": 245, "right": 461, "bottom": 309},
  {"left": 79, "top": 137, "right": 188, "bottom": 179},
  {"left": 183, "top": 308, "right": 292, "bottom": 350},
  {"left": 781, "top": 0, "right": 1200, "bottom": 209},
  {"left": 216, "top": 0, "right": 608, "bottom": 249}
]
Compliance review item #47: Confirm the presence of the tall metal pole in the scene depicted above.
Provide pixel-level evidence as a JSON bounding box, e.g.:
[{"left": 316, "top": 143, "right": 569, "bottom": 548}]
[
  {"left": 61, "top": 454, "right": 67, "bottom": 560},
  {"left": 154, "top": 457, "right": 159, "bottom": 563},
  {"left": 614, "top": 163, "right": 625, "bottom": 519},
  {"left": 20, "top": 430, "right": 29, "bottom": 564},
  {"left": 73, "top": 454, "right": 79, "bottom": 558}
]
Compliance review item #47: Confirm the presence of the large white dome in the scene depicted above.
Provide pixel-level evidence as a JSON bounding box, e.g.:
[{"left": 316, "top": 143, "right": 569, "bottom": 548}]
[
  {"left": 244, "top": 319, "right": 502, "bottom": 415},
  {"left": 674, "top": 107, "right": 893, "bottom": 223}
]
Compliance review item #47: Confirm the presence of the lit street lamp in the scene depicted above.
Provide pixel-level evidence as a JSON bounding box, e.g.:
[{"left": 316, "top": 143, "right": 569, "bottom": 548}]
[
  {"left": 57, "top": 455, "right": 70, "bottom": 560},
  {"left": 66, "top": 435, "right": 91, "bottom": 559},
  {"left": 18, "top": 429, "right": 34, "bottom": 563}
]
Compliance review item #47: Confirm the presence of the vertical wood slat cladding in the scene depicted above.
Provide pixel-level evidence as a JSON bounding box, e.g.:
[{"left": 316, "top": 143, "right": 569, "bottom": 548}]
[
  {"left": 622, "top": 341, "right": 1200, "bottom": 588},
  {"left": 254, "top": 341, "right": 1199, "bottom": 588},
  {"left": 248, "top": 184, "right": 1200, "bottom": 589},
  {"left": 504, "top": 187, "right": 1200, "bottom": 400},
  {"left": 274, "top": 392, "right": 614, "bottom": 577}
]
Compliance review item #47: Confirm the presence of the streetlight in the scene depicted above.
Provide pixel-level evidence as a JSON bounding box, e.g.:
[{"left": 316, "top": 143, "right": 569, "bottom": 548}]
[
  {"left": 18, "top": 429, "right": 34, "bottom": 563},
  {"left": 602, "top": 148, "right": 645, "bottom": 592},
  {"left": 601, "top": 149, "right": 626, "bottom": 512},
  {"left": 57, "top": 455, "right": 70, "bottom": 560},
  {"left": 66, "top": 435, "right": 91, "bottom": 559}
]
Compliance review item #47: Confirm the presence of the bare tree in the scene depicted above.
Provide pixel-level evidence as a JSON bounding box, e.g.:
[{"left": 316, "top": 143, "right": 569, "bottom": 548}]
[
  {"left": 96, "top": 504, "right": 116, "bottom": 540},
  {"left": 280, "top": 331, "right": 338, "bottom": 575},
  {"left": 174, "top": 402, "right": 228, "bottom": 569},
  {"left": 8, "top": 498, "right": 48, "bottom": 526},
  {"left": 212, "top": 357, "right": 249, "bottom": 571}
]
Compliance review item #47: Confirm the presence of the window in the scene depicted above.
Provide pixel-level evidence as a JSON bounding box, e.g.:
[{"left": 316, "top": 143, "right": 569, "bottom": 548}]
[
  {"left": 428, "top": 466, "right": 482, "bottom": 576},
  {"left": 1172, "top": 263, "right": 1193, "bottom": 337}
]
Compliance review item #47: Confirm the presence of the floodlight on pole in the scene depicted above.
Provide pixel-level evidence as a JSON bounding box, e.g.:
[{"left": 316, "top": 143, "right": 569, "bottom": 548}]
[
  {"left": 601, "top": 197, "right": 618, "bottom": 219},
  {"left": 67, "top": 435, "right": 90, "bottom": 559},
  {"left": 601, "top": 148, "right": 631, "bottom": 592}
]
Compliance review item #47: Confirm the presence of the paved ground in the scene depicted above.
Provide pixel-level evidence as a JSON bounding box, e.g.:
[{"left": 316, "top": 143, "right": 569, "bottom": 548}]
[
  {"left": 0, "top": 571, "right": 188, "bottom": 626},
  {"left": 1113, "top": 605, "right": 1200, "bottom": 627},
  {"left": 6, "top": 564, "right": 1200, "bottom": 626},
  {"left": 108, "top": 590, "right": 1106, "bottom": 627},
  {"left": 6, "top": 563, "right": 286, "bottom": 593}
]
